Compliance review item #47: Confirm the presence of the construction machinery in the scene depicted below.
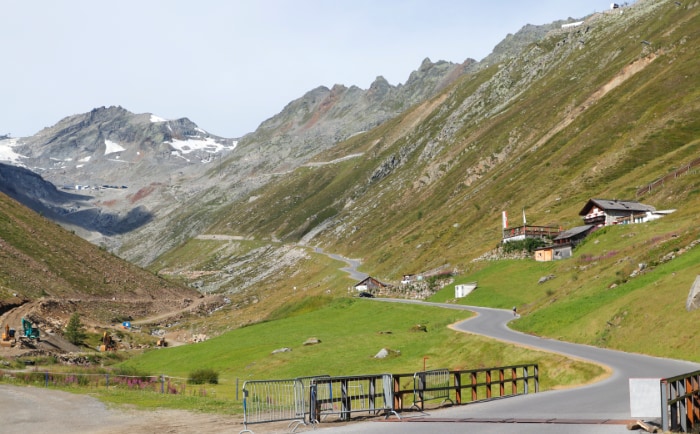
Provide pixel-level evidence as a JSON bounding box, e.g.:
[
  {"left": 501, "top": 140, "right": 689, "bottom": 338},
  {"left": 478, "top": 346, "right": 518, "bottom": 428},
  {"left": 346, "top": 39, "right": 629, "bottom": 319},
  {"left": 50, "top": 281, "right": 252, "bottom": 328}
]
[
  {"left": 156, "top": 337, "right": 168, "bottom": 347},
  {"left": 1, "top": 324, "right": 16, "bottom": 348},
  {"left": 99, "top": 332, "right": 116, "bottom": 351},
  {"left": 21, "top": 317, "right": 40, "bottom": 340}
]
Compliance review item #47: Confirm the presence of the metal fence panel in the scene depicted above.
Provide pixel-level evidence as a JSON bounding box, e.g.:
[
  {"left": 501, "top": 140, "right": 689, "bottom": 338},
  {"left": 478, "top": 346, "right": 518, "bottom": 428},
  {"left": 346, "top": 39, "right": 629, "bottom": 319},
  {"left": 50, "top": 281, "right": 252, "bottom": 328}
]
[
  {"left": 241, "top": 379, "right": 305, "bottom": 433},
  {"left": 296, "top": 375, "right": 333, "bottom": 417},
  {"left": 309, "top": 373, "right": 397, "bottom": 424},
  {"left": 412, "top": 368, "right": 453, "bottom": 410}
]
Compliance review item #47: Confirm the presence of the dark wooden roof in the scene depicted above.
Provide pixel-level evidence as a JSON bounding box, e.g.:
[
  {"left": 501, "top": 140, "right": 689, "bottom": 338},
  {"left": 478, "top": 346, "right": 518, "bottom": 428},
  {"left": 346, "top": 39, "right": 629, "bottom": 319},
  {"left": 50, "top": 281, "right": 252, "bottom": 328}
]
[
  {"left": 578, "top": 199, "right": 655, "bottom": 216},
  {"left": 354, "top": 276, "right": 387, "bottom": 288},
  {"left": 554, "top": 225, "right": 594, "bottom": 241}
]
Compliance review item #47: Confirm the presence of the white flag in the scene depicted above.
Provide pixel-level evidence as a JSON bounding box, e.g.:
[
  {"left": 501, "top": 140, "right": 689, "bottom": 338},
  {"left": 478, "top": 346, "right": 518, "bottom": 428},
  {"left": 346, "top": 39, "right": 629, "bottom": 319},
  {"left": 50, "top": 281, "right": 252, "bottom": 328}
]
[
  {"left": 523, "top": 208, "right": 527, "bottom": 226},
  {"left": 502, "top": 211, "right": 508, "bottom": 229}
]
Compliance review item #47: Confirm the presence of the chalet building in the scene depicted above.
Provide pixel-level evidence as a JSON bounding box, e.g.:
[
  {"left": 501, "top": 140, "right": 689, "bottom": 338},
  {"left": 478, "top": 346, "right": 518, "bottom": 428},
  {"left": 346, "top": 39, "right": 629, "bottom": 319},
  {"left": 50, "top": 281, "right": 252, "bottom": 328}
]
[
  {"left": 502, "top": 225, "right": 560, "bottom": 243},
  {"left": 353, "top": 276, "right": 388, "bottom": 293},
  {"left": 500, "top": 209, "right": 560, "bottom": 243},
  {"left": 579, "top": 199, "right": 659, "bottom": 228},
  {"left": 535, "top": 244, "right": 576, "bottom": 262},
  {"left": 534, "top": 225, "right": 594, "bottom": 262},
  {"left": 534, "top": 198, "right": 673, "bottom": 262}
]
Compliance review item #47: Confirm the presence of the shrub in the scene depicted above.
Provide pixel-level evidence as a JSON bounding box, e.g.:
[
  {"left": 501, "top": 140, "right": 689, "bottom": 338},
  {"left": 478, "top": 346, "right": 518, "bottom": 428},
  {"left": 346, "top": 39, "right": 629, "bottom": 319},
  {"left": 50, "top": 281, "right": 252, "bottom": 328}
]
[
  {"left": 188, "top": 368, "right": 219, "bottom": 385},
  {"left": 502, "top": 238, "right": 547, "bottom": 254},
  {"left": 64, "top": 313, "right": 87, "bottom": 345}
]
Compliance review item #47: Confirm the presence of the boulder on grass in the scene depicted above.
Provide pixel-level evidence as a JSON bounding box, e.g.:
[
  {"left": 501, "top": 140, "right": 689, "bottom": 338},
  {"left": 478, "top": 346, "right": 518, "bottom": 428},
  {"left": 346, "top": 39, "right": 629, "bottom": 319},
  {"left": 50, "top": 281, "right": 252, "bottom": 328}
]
[
  {"left": 686, "top": 275, "right": 700, "bottom": 311},
  {"left": 374, "top": 348, "right": 400, "bottom": 359},
  {"left": 303, "top": 337, "right": 322, "bottom": 346}
]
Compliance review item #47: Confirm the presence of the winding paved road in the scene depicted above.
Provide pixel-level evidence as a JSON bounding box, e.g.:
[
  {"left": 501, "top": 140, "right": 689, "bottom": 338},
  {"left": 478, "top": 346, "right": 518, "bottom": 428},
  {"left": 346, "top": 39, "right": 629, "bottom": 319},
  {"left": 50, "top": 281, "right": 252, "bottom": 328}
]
[
  {"left": 313, "top": 247, "right": 367, "bottom": 281},
  {"left": 318, "top": 300, "right": 700, "bottom": 434}
]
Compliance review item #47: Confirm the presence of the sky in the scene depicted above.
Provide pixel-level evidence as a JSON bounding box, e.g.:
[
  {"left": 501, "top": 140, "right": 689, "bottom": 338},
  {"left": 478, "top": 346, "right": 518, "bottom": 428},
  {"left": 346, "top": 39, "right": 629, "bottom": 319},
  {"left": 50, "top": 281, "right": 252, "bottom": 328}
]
[{"left": 2, "top": 1, "right": 614, "bottom": 139}]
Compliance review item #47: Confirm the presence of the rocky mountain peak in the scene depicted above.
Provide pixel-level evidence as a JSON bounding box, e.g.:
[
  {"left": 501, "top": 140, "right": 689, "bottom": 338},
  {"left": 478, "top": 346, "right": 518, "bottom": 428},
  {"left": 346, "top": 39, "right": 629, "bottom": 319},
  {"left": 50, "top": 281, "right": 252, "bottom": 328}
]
[
  {"left": 242, "top": 57, "right": 471, "bottom": 155},
  {"left": 0, "top": 106, "right": 237, "bottom": 245},
  {"left": 12, "top": 106, "right": 237, "bottom": 185},
  {"left": 367, "top": 76, "right": 392, "bottom": 99},
  {"left": 330, "top": 83, "right": 348, "bottom": 95}
]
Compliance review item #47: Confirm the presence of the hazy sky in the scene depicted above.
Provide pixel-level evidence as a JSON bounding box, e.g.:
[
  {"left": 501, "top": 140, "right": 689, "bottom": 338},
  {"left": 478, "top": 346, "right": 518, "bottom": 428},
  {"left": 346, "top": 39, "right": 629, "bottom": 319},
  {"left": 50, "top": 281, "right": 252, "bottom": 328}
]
[{"left": 2, "top": 1, "right": 612, "bottom": 139}]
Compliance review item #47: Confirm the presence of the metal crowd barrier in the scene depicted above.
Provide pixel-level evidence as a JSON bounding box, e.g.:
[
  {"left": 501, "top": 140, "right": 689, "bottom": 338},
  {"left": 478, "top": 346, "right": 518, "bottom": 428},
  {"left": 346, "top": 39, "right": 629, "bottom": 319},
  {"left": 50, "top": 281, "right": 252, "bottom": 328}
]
[
  {"left": 411, "top": 368, "right": 453, "bottom": 410},
  {"left": 297, "top": 375, "right": 333, "bottom": 419},
  {"left": 240, "top": 378, "right": 306, "bottom": 433},
  {"left": 661, "top": 369, "right": 700, "bottom": 432},
  {"left": 309, "top": 373, "right": 399, "bottom": 424}
]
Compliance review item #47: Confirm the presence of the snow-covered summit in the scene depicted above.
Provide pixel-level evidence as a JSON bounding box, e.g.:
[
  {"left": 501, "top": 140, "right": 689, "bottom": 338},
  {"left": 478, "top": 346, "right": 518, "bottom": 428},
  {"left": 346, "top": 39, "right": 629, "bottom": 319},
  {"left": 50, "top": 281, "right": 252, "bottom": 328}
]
[{"left": 0, "top": 138, "right": 26, "bottom": 166}]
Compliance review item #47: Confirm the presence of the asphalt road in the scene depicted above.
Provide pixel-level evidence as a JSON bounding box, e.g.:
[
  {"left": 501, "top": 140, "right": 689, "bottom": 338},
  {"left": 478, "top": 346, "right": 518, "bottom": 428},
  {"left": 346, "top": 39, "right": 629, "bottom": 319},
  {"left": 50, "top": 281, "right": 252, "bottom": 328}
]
[
  {"left": 316, "top": 300, "right": 700, "bottom": 434},
  {"left": 313, "top": 247, "right": 368, "bottom": 281}
]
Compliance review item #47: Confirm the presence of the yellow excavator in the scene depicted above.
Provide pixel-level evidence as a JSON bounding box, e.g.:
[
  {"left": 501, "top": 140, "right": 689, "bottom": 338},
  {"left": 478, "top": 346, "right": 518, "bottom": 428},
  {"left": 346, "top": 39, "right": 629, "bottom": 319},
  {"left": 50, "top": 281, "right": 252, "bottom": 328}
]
[
  {"left": 1, "top": 324, "right": 16, "bottom": 348},
  {"left": 99, "top": 332, "right": 116, "bottom": 351}
]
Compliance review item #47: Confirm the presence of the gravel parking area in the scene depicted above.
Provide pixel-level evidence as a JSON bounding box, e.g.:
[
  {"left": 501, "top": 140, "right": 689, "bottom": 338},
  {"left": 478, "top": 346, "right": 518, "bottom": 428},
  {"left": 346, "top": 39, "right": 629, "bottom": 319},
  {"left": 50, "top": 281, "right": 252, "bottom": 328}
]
[{"left": 0, "top": 384, "right": 248, "bottom": 434}]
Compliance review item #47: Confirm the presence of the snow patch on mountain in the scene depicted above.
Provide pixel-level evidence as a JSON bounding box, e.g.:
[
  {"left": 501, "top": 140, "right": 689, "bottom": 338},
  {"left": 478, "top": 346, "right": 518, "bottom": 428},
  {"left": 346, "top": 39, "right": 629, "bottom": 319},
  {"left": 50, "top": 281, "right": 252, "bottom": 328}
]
[
  {"left": 0, "top": 138, "right": 26, "bottom": 165},
  {"left": 105, "top": 140, "right": 125, "bottom": 155},
  {"left": 150, "top": 114, "right": 168, "bottom": 123},
  {"left": 167, "top": 137, "right": 237, "bottom": 155}
]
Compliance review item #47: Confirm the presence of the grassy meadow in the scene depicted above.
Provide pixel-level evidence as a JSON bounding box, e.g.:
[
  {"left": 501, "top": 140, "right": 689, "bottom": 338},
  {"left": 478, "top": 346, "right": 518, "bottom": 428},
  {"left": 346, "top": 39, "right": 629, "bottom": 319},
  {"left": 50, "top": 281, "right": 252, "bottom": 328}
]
[{"left": 104, "top": 297, "right": 603, "bottom": 413}]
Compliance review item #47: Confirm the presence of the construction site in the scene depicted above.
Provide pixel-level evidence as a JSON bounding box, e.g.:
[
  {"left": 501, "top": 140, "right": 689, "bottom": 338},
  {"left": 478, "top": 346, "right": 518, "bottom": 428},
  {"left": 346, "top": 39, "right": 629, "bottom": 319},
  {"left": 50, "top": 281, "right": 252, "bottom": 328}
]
[
  {"left": 0, "top": 294, "right": 224, "bottom": 364},
  {"left": 0, "top": 299, "right": 107, "bottom": 361}
]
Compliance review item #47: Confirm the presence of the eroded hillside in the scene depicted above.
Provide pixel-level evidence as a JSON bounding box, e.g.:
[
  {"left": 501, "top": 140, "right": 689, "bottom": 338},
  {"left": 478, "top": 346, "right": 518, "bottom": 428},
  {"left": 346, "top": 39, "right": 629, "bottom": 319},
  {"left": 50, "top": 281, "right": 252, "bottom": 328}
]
[{"left": 0, "top": 191, "right": 202, "bottom": 327}]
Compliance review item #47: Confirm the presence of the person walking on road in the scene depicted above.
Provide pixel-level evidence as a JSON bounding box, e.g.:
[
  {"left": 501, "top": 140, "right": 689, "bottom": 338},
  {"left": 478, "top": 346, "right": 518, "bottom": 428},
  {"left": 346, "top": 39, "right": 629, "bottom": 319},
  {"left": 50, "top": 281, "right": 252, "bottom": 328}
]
[{"left": 512, "top": 306, "right": 517, "bottom": 317}]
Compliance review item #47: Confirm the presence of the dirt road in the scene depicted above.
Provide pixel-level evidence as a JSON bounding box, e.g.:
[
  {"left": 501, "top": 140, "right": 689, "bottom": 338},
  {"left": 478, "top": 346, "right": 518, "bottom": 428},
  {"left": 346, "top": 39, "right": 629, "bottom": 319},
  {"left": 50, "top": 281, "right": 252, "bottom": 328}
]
[{"left": 0, "top": 384, "right": 249, "bottom": 434}]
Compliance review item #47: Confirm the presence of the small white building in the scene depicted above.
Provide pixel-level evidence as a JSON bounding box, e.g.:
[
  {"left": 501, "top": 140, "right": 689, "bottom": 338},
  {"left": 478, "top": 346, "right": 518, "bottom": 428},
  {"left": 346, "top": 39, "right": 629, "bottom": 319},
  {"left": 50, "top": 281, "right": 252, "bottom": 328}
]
[{"left": 455, "top": 282, "right": 477, "bottom": 298}]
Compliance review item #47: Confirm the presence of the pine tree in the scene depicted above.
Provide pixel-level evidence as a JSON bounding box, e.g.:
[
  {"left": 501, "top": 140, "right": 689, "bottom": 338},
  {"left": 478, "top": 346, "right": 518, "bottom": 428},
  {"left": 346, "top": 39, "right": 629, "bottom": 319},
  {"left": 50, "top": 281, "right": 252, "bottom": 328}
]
[{"left": 64, "top": 313, "right": 86, "bottom": 345}]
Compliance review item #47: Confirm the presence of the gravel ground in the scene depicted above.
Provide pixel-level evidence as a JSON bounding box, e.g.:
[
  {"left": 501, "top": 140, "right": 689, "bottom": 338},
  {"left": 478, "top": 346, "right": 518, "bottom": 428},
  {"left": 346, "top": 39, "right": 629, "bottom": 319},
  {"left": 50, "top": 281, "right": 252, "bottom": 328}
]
[{"left": 0, "top": 384, "right": 249, "bottom": 434}]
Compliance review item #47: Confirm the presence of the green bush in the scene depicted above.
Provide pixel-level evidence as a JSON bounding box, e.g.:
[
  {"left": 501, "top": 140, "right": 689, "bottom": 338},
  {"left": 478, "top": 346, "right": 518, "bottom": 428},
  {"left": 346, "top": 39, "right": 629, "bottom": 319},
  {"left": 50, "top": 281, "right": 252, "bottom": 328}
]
[
  {"left": 188, "top": 368, "right": 219, "bottom": 385},
  {"left": 502, "top": 238, "right": 547, "bottom": 254}
]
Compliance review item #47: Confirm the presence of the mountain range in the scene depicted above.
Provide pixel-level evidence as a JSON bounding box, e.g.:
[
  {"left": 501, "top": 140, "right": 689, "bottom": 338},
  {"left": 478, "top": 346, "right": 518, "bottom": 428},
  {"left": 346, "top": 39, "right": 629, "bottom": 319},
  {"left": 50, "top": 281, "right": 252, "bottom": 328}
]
[{"left": 1, "top": 0, "right": 699, "bottom": 344}]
